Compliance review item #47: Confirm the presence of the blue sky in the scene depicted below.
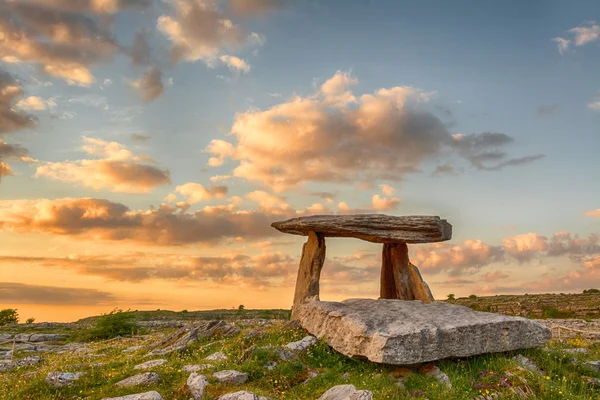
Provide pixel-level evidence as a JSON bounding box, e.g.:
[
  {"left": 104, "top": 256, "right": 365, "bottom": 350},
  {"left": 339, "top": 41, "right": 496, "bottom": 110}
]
[{"left": 0, "top": 0, "right": 598, "bottom": 321}]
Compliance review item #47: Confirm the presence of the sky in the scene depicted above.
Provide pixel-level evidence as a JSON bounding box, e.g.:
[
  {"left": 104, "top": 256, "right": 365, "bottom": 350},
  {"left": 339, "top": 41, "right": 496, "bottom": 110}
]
[{"left": 0, "top": 0, "right": 599, "bottom": 322}]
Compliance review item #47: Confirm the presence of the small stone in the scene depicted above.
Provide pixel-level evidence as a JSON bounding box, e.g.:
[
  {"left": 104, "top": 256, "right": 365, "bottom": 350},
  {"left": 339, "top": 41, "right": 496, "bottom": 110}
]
[
  {"left": 218, "top": 391, "right": 270, "bottom": 400},
  {"left": 45, "top": 371, "right": 86, "bottom": 387},
  {"left": 102, "top": 391, "right": 164, "bottom": 400},
  {"left": 317, "top": 384, "right": 373, "bottom": 400},
  {"left": 205, "top": 351, "right": 227, "bottom": 361},
  {"left": 563, "top": 348, "right": 589, "bottom": 354},
  {"left": 115, "top": 372, "right": 162, "bottom": 387},
  {"left": 212, "top": 370, "right": 249, "bottom": 385},
  {"left": 302, "top": 370, "right": 319, "bottom": 385},
  {"left": 183, "top": 364, "right": 212, "bottom": 372},
  {"left": 134, "top": 359, "right": 168, "bottom": 370},
  {"left": 513, "top": 354, "right": 543, "bottom": 375},
  {"left": 285, "top": 336, "right": 317, "bottom": 352},
  {"left": 187, "top": 372, "right": 209, "bottom": 400},
  {"left": 123, "top": 346, "right": 144, "bottom": 353},
  {"left": 585, "top": 361, "right": 600, "bottom": 371},
  {"left": 264, "top": 361, "right": 277, "bottom": 370},
  {"left": 419, "top": 364, "right": 452, "bottom": 388}
]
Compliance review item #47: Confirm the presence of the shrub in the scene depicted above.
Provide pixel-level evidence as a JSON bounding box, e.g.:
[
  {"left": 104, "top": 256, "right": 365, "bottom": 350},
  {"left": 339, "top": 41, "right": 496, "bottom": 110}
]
[
  {"left": 74, "top": 308, "right": 138, "bottom": 342},
  {"left": 446, "top": 294, "right": 455, "bottom": 301},
  {"left": 583, "top": 288, "right": 600, "bottom": 294},
  {"left": 469, "top": 294, "right": 477, "bottom": 299},
  {"left": 25, "top": 317, "right": 35, "bottom": 324},
  {"left": 238, "top": 304, "right": 245, "bottom": 311},
  {"left": 0, "top": 309, "right": 19, "bottom": 325}
]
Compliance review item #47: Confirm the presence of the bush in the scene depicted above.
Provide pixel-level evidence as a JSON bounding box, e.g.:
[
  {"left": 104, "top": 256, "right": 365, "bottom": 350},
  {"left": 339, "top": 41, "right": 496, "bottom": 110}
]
[
  {"left": 238, "top": 304, "right": 245, "bottom": 311},
  {"left": 468, "top": 294, "right": 477, "bottom": 299},
  {"left": 74, "top": 308, "right": 138, "bottom": 342},
  {"left": 0, "top": 309, "right": 19, "bottom": 326},
  {"left": 25, "top": 317, "right": 35, "bottom": 324},
  {"left": 446, "top": 294, "right": 455, "bottom": 301},
  {"left": 583, "top": 288, "right": 600, "bottom": 294}
]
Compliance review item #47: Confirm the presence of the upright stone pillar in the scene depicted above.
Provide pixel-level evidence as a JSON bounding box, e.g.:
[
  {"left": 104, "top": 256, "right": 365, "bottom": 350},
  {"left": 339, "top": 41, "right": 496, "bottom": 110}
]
[{"left": 291, "top": 231, "right": 326, "bottom": 319}]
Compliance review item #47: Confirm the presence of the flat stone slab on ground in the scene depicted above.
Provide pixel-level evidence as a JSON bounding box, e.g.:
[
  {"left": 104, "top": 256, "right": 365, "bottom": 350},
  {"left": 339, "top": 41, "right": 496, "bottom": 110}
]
[
  {"left": 212, "top": 370, "right": 249, "bottom": 385},
  {"left": 295, "top": 299, "right": 552, "bottom": 365},
  {"left": 115, "top": 372, "right": 162, "bottom": 387},
  {"left": 134, "top": 359, "right": 168, "bottom": 370},
  {"left": 102, "top": 391, "right": 163, "bottom": 400},
  {"left": 317, "top": 384, "right": 373, "bottom": 400}
]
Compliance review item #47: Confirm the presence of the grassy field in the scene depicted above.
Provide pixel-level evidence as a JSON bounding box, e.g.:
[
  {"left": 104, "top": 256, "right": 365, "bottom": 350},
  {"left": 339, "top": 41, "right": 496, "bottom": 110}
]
[{"left": 1, "top": 311, "right": 600, "bottom": 400}]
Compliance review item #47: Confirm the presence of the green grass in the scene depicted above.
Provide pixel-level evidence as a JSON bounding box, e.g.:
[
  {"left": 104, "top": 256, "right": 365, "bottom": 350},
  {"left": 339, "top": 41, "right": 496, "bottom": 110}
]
[{"left": 2, "top": 320, "right": 600, "bottom": 400}]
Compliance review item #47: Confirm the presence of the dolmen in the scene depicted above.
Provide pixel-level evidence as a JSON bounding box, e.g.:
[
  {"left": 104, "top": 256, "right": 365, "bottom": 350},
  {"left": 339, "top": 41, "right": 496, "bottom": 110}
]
[{"left": 272, "top": 214, "right": 551, "bottom": 365}]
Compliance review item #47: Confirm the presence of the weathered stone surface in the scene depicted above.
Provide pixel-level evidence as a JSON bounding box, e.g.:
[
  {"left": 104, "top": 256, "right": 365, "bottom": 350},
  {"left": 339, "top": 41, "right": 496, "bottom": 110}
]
[
  {"left": 513, "top": 354, "right": 543, "bottom": 374},
  {"left": 123, "top": 345, "right": 144, "bottom": 353},
  {"left": 103, "top": 391, "right": 164, "bottom": 400},
  {"left": 292, "top": 232, "right": 326, "bottom": 318},
  {"left": 295, "top": 299, "right": 552, "bottom": 365},
  {"left": 115, "top": 372, "right": 162, "bottom": 387},
  {"left": 285, "top": 336, "right": 317, "bottom": 352},
  {"left": 45, "top": 371, "right": 86, "bottom": 387},
  {"left": 182, "top": 364, "right": 212, "bottom": 372},
  {"left": 205, "top": 351, "right": 227, "bottom": 361},
  {"left": 28, "top": 334, "right": 66, "bottom": 342},
  {"left": 380, "top": 243, "right": 434, "bottom": 302},
  {"left": 317, "top": 384, "right": 374, "bottom": 400},
  {"left": 272, "top": 215, "right": 452, "bottom": 244},
  {"left": 134, "top": 359, "right": 168, "bottom": 370},
  {"left": 218, "top": 391, "right": 270, "bottom": 400},
  {"left": 419, "top": 364, "right": 451, "bottom": 388},
  {"left": 585, "top": 360, "right": 600, "bottom": 371},
  {"left": 187, "top": 372, "right": 209, "bottom": 399},
  {"left": 212, "top": 370, "right": 249, "bottom": 385}
]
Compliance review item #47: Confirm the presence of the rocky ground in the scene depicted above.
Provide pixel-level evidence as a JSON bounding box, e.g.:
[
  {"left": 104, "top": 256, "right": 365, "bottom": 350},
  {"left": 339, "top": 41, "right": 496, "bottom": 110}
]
[{"left": 1, "top": 312, "right": 600, "bottom": 399}]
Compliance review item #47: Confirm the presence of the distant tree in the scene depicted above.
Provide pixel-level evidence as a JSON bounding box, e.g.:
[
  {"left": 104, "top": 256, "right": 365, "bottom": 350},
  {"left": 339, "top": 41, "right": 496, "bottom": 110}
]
[
  {"left": 447, "top": 294, "right": 455, "bottom": 301},
  {"left": 583, "top": 289, "right": 600, "bottom": 294},
  {"left": 0, "top": 309, "right": 19, "bottom": 326},
  {"left": 238, "top": 305, "right": 245, "bottom": 311},
  {"left": 469, "top": 294, "right": 477, "bottom": 299},
  {"left": 25, "top": 317, "right": 35, "bottom": 324}
]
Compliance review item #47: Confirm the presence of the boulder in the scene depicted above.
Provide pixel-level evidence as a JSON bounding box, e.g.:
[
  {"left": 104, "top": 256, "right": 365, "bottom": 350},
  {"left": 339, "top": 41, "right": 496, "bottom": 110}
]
[
  {"left": 187, "top": 372, "right": 209, "bottom": 399},
  {"left": 295, "top": 299, "right": 552, "bottom": 365},
  {"left": 182, "top": 364, "right": 212, "bottom": 372},
  {"left": 28, "top": 334, "right": 66, "bottom": 342},
  {"left": 212, "top": 370, "right": 248, "bottom": 385},
  {"left": 102, "top": 391, "right": 164, "bottom": 400},
  {"left": 45, "top": 371, "right": 86, "bottom": 387},
  {"left": 134, "top": 359, "right": 168, "bottom": 370},
  {"left": 115, "top": 372, "right": 162, "bottom": 387},
  {"left": 271, "top": 215, "right": 452, "bottom": 244},
  {"left": 218, "top": 391, "right": 270, "bottom": 400},
  {"left": 317, "top": 384, "right": 373, "bottom": 400},
  {"left": 285, "top": 335, "right": 317, "bottom": 352}
]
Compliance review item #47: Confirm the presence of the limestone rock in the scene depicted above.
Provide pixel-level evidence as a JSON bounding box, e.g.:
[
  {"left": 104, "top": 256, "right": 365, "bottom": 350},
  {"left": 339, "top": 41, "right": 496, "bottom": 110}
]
[
  {"left": 285, "top": 336, "right": 317, "bottom": 352},
  {"left": 218, "top": 391, "right": 270, "bottom": 400},
  {"left": 513, "top": 355, "right": 543, "bottom": 375},
  {"left": 419, "top": 364, "right": 451, "bottom": 388},
  {"left": 585, "top": 361, "right": 600, "bottom": 371},
  {"left": 29, "top": 334, "right": 65, "bottom": 342},
  {"left": 292, "top": 231, "right": 326, "bottom": 318},
  {"left": 295, "top": 299, "right": 552, "bottom": 365},
  {"left": 45, "top": 371, "right": 86, "bottom": 387},
  {"left": 183, "top": 364, "right": 212, "bottom": 372},
  {"left": 212, "top": 370, "right": 249, "bottom": 385},
  {"left": 317, "top": 384, "right": 373, "bottom": 400},
  {"left": 187, "top": 372, "right": 209, "bottom": 399},
  {"left": 115, "top": 372, "right": 162, "bottom": 387},
  {"left": 380, "top": 243, "right": 434, "bottom": 302},
  {"left": 102, "top": 391, "right": 164, "bottom": 400},
  {"left": 205, "top": 351, "right": 227, "bottom": 361},
  {"left": 123, "top": 345, "right": 144, "bottom": 353},
  {"left": 272, "top": 215, "right": 452, "bottom": 244},
  {"left": 134, "top": 359, "right": 168, "bottom": 370}
]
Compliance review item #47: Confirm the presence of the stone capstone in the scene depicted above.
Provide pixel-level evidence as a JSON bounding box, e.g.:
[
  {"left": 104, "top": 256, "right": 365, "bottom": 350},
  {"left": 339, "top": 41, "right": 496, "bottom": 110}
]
[
  {"left": 271, "top": 214, "right": 452, "bottom": 244},
  {"left": 295, "top": 299, "right": 552, "bottom": 365}
]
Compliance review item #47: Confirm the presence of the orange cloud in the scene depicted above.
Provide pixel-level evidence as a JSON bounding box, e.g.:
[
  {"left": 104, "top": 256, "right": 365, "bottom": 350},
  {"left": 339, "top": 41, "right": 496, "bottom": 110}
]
[
  {"left": 173, "top": 182, "right": 228, "bottom": 204},
  {"left": 502, "top": 233, "right": 548, "bottom": 262},
  {"left": 412, "top": 240, "right": 505, "bottom": 275},
  {"left": 584, "top": 209, "right": 600, "bottom": 217},
  {"left": 35, "top": 137, "right": 171, "bottom": 193}
]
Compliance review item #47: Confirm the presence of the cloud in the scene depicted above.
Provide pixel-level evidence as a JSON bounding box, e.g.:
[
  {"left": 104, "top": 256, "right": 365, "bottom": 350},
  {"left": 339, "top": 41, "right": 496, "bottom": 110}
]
[
  {"left": 0, "top": 197, "right": 280, "bottom": 246},
  {"left": 588, "top": 90, "right": 600, "bottom": 111},
  {"left": 157, "top": 0, "right": 259, "bottom": 64},
  {"left": 412, "top": 240, "right": 505, "bottom": 275},
  {"left": 174, "top": 182, "right": 228, "bottom": 204},
  {"left": 131, "top": 133, "right": 150, "bottom": 143},
  {"left": 537, "top": 104, "right": 560, "bottom": 117},
  {"left": 16, "top": 96, "right": 55, "bottom": 111},
  {"left": 227, "top": 0, "right": 285, "bottom": 17},
  {"left": 481, "top": 271, "right": 509, "bottom": 282},
  {"left": 432, "top": 163, "right": 459, "bottom": 176},
  {"left": 379, "top": 184, "right": 395, "bottom": 196},
  {"left": 371, "top": 194, "right": 400, "bottom": 211},
  {"left": 219, "top": 55, "right": 251, "bottom": 73},
  {"left": 209, "top": 175, "right": 230, "bottom": 183},
  {"left": 131, "top": 67, "right": 165, "bottom": 102},
  {"left": 553, "top": 22, "right": 600, "bottom": 54},
  {"left": 0, "top": 70, "right": 37, "bottom": 135},
  {"left": 585, "top": 209, "right": 600, "bottom": 218},
  {"left": 308, "top": 192, "right": 336, "bottom": 204},
  {"left": 320, "top": 70, "right": 358, "bottom": 107},
  {"left": 0, "top": 1, "right": 151, "bottom": 85},
  {"left": 0, "top": 282, "right": 116, "bottom": 305},
  {"left": 35, "top": 137, "right": 171, "bottom": 193},
  {"left": 502, "top": 232, "right": 548, "bottom": 262},
  {"left": 208, "top": 73, "right": 542, "bottom": 192}
]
